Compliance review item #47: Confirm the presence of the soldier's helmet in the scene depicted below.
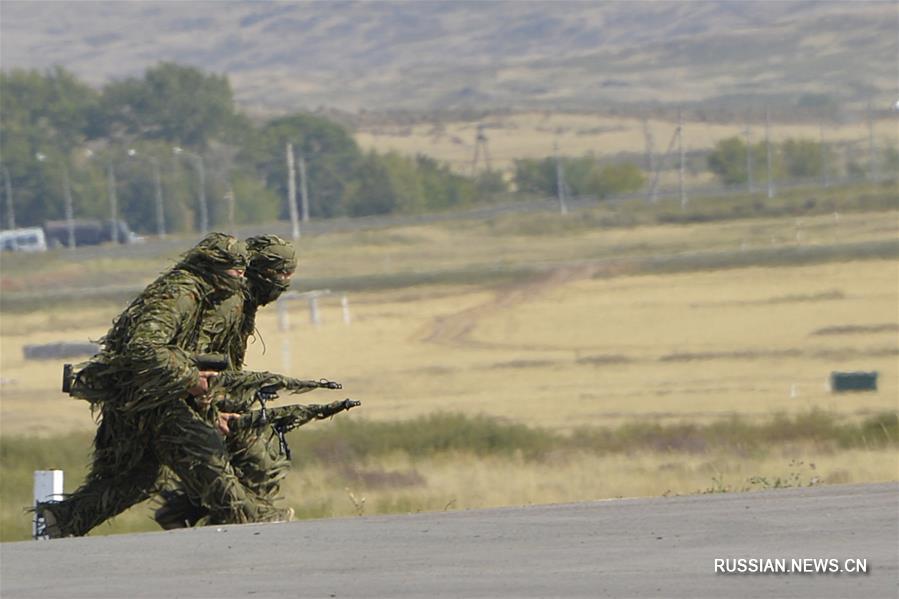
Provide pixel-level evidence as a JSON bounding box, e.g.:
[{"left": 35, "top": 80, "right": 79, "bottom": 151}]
[
  {"left": 183, "top": 232, "right": 249, "bottom": 272},
  {"left": 177, "top": 232, "right": 249, "bottom": 297},
  {"left": 245, "top": 234, "right": 296, "bottom": 305}
]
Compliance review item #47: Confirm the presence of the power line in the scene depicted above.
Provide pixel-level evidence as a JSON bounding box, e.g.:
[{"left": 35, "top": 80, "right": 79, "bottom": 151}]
[
  {"left": 554, "top": 141, "right": 569, "bottom": 215},
  {"left": 471, "top": 124, "right": 492, "bottom": 175}
]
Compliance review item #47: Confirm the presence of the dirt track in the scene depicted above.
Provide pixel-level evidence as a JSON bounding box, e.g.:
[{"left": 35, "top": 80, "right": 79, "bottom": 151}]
[{"left": 3, "top": 483, "right": 896, "bottom": 599}]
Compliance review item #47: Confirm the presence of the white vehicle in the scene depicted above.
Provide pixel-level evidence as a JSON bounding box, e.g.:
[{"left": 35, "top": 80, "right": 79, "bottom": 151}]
[{"left": 0, "top": 227, "right": 48, "bottom": 252}]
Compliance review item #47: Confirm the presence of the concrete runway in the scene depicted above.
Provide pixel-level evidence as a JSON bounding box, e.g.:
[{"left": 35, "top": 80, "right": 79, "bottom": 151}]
[{"left": 2, "top": 482, "right": 897, "bottom": 599}]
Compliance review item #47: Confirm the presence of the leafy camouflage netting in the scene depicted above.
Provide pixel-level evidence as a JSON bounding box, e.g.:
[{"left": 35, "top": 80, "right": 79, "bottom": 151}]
[
  {"left": 153, "top": 234, "right": 345, "bottom": 529},
  {"left": 38, "top": 233, "right": 290, "bottom": 537}
]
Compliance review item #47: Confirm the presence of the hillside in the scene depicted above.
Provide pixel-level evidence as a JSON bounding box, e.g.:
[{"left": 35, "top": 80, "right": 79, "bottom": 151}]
[{"left": 1, "top": 1, "right": 895, "bottom": 114}]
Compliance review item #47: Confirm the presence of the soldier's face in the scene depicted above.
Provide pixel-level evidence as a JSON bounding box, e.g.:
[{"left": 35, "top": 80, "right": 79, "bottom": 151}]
[{"left": 225, "top": 268, "right": 246, "bottom": 278}]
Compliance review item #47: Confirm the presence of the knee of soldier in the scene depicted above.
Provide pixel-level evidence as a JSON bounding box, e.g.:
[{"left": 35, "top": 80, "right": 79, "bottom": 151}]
[{"left": 159, "top": 420, "right": 229, "bottom": 469}]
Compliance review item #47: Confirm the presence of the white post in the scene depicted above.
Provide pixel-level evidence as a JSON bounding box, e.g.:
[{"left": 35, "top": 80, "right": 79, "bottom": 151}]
[
  {"left": 107, "top": 164, "right": 119, "bottom": 243},
  {"left": 286, "top": 143, "right": 300, "bottom": 241},
  {"left": 33, "top": 470, "right": 64, "bottom": 540},
  {"left": 766, "top": 107, "right": 775, "bottom": 199},
  {"left": 298, "top": 154, "right": 310, "bottom": 223},
  {"left": 62, "top": 164, "right": 76, "bottom": 249},
  {"left": 277, "top": 296, "right": 290, "bottom": 332},
  {"left": 745, "top": 124, "right": 754, "bottom": 193},
  {"left": 554, "top": 142, "right": 568, "bottom": 215},
  {"left": 151, "top": 157, "right": 166, "bottom": 239},
  {"left": 678, "top": 109, "right": 687, "bottom": 209},
  {"left": 341, "top": 294, "right": 352, "bottom": 325},
  {"left": 225, "top": 186, "right": 236, "bottom": 235},
  {"left": 281, "top": 338, "right": 292, "bottom": 372},
  {"left": 309, "top": 296, "right": 320, "bottom": 326}
]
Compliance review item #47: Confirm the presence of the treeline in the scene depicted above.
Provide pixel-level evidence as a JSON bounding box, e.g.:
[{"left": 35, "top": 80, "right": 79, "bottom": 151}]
[
  {"left": 0, "top": 64, "right": 645, "bottom": 233},
  {"left": 5, "top": 64, "right": 888, "bottom": 234},
  {"left": 706, "top": 136, "right": 899, "bottom": 187}
]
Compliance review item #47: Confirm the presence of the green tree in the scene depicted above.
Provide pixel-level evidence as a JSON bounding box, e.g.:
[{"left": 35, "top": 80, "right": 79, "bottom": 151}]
[
  {"left": 416, "top": 155, "right": 474, "bottom": 211},
  {"left": 513, "top": 158, "right": 555, "bottom": 195},
  {"left": 707, "top": 137, "right": 749, "bottom": 185},
  {"left": 707, "top": 136, "right": 767, "bottom": 185},
  {"left": 378, "top": 152, "right": 426, "bottom": 213},
  {"left": 883, "top": 144, "right": 899, "bottom": 179},
  {"left": 242, "top": 113, "right": 363, "bottom": 218},
  {"left": 0, "top": 68, "right": 102, "bottom": 227},
  {"left": 513, "top": 155, "right": 602, "bottom": 197},
  {"left": 473, "top": 170, "right": 508, "bottom": 200},
  {"left": 343, "top": 152, "right": 396, "bottom": 216},
  {"left": 587, "top": 163, "right": 645, "bottom": 198},
  {"left": 781, "top": 139, "right": 824, "bottom": 178},
  {"left": 101, "top": 63, "right": 238, "bottom": 147}
]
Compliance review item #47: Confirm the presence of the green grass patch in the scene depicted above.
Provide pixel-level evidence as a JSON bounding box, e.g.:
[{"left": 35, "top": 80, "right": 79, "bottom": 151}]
[{"left": 286, "top": 410, "right": 898, "bottom": 464}]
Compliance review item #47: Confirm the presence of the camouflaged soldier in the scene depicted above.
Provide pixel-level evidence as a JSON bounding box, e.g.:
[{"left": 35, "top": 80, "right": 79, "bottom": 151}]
[
  {"left": 154, "top": 234, "right": 336, "bottom": 529},
  {"left": 36, "top": 233, "right": 291, "bottom": 538}
]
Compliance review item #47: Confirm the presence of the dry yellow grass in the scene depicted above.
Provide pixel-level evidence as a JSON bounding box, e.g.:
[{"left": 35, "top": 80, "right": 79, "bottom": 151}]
[
  {"left": 355, "top": 111, "right": 899, "bottom": 174},
  {"left": 282, "top": 447, "right": 899, "bottom": 517},
  {"left": 1, "top": 211, "right": 896, "bottom": 436},
  {"left": 24, "top": 446, "right": 896, "bottom": 538}
]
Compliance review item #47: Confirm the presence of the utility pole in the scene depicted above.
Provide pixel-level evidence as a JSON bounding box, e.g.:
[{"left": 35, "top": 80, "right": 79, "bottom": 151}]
[
  {"left": 766, "top": 107, "right": 775, "bottom": 199},
  {"left": 106, "top": 164, "right": 118, "bottom": 243},
  {"left": 286, "top": 143, "right": 300, "bottom": 241},
  {"left": 173, "top": 147, "right": 208, "bottom": 234},
  {"left": 225, "top": 186, "right": 236, "bottom": 235},
  {"left": 554, "top": 141, "right": 569, "bottom": 215},
  {"left": 678, "top": 109, "right": 687, "bottom": 208},
  {"left": 744, "top": 125, "right": 754, "bottom": 193},
  {"left": 647, "top": 125, "right": 679, "bottom": 204},
  {"left": 128, "top": 150, "right": 166, "bottom": 239},
  {"left": 37, "top": 152, "right": 75, "bottom": 248},
  {"left": 62, "top": 164, "right": 75, "bottom": 249},
  {"left": 151, "top": 157, "right": 166, "bottom": 239},
  {"left": 298, "top": 153, "right": 310, "bottom": 223},
  {"left": 867, "top": 101, "right": 878, "bottom": 182},
  {"left": 1, "top": 164, "right": 14, "bottom": 229},
  {"left": 643, "top": 118, "right": 657, "bottom": 203},
  {"left": 471, "top": 124, "right": 491, "bottom": 176}
]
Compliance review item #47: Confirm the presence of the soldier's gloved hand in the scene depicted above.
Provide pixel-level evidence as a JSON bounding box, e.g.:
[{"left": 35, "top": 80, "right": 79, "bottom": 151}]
[
  {"left": 187, "top": 371, "right": 218, "bottom": 397},
  {"left": 216, "top": 412, "right": 239, "bottom": 436},
  {"left": 318, "top": 379, "right": 342, "bottom": 390}
]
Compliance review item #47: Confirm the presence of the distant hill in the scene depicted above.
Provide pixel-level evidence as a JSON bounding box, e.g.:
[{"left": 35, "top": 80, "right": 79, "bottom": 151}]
[{"left": 1, "top": 1, "right": 895, "bottom": 115}]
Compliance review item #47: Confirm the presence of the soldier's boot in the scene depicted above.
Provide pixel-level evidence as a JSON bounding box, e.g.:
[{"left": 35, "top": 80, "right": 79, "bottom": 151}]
[
  {"left": 254, "top": 506, "right": 294, "bottom": 524},
  {"left": 275, "top": 507, "right": 295, "bottom": 523},
  {"left": 153, "top": 490, "right": 209, "bottom": 530},
  {"left": 34, "top": 502, "right": 68, "bottom": 539}
]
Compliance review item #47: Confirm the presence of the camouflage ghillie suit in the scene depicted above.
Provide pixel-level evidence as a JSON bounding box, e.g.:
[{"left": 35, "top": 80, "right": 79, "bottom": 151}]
[
  {"left": 217, "top": 235, "right": 300, "bottom": 503},
  {"left": 37, "top": 233, "right": 288, "bottom": 537},
  {"left": 155, "top": 235, "right": 325, "bottom": 529}
]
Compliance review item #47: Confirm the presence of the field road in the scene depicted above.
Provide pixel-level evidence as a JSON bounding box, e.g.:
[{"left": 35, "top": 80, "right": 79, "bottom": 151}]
[{"left": 2, "top": 483, "right": 897, "bottom": 599}]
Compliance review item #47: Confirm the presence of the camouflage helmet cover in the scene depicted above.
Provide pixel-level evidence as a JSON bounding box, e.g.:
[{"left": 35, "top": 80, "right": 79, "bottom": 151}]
[
  {"left": 245, "top": 234, "right": 296, "bottom": 305},
  {"left": 178, "top": 232, "right": 249, "bottom": 296},
  {"left": 183, "top": 232, "right": 249, "bottom": 271},
  {"left": 247, "top": 234, "right": 296, "bottom": 273}
]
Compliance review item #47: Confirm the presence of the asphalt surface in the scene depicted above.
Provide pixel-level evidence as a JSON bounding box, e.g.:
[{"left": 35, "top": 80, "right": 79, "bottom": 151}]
[{"left": 2, "top": 482, "right": 897, "bottom": 599}]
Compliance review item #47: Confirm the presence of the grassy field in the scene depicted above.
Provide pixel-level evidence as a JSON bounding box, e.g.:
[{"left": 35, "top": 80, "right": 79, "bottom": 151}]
[
  {"left": 2, "top": 412, "right": 896, "bottom": 540},
  {"left": 0, "top": 196, "right": 896, "bottom": 540}
]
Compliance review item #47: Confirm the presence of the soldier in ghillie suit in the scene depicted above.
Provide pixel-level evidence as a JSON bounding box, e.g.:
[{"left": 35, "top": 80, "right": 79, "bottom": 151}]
[
  {"left": 36, "top": 233, "right": 292, "bottom": 538},
  {"left": 154, "top": 234, "right": 338, "bottom": 529}
]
